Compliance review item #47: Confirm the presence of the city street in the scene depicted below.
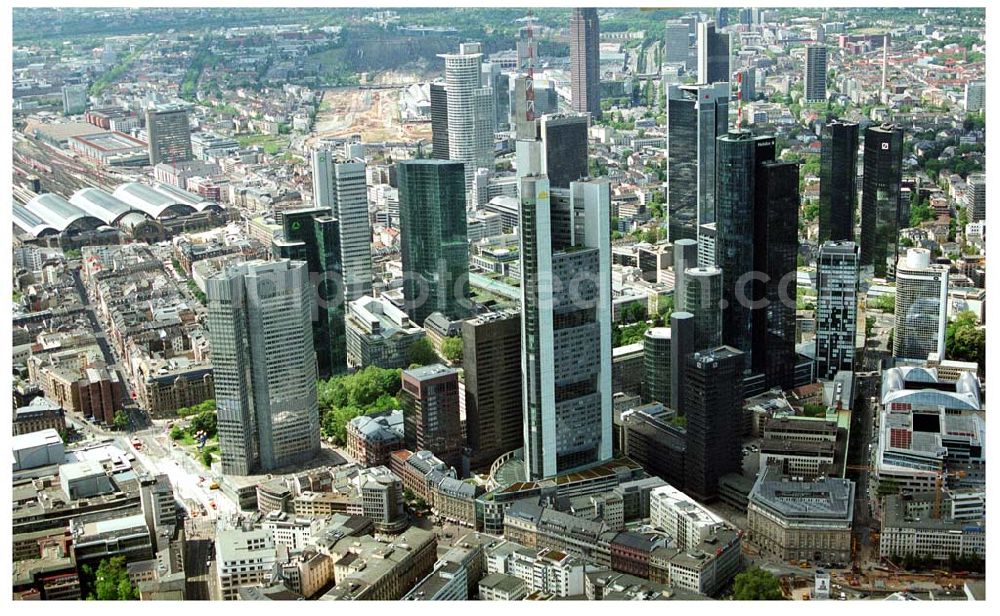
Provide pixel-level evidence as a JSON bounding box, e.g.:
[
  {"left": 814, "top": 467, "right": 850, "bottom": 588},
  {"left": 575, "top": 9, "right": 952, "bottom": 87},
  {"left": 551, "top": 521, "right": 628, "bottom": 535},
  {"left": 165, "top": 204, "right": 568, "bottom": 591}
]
[
  {"left": 184, "top": 515, "right": 218, "bottom": 600},
  {"left": 128, "top": 423, "right": 239, "bottom": 519},
  {"left": 847, "top": 371, "right": 882, "bottom": 564},
  {"left": 69, "top": 265, "right": 151, "bottom": 431}
]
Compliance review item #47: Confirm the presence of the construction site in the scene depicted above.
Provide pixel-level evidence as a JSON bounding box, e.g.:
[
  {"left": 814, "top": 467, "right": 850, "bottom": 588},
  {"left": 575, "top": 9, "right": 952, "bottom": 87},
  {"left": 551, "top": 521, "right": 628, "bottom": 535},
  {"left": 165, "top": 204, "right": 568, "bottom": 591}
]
[
  {"left": 780, "top": 566, "right": 983, "bottom": 601},
  {"left": 310, "top": 84, "right": 432, "bottom": 146}
]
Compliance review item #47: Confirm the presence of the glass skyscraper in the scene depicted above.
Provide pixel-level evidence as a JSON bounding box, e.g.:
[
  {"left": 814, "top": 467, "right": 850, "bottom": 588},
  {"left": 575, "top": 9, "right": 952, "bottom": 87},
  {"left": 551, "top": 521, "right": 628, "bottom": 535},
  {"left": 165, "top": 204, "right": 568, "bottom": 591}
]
[
  {"left": 273, "top": 207, "right": 348, "bottom": 378},
  {"left": 893, "top": 248, "right": 949, "bottom": 361},
  {"left": 819, "top": 120, "right": 859, "bottom": 243},
  {"left": 642, "top": 327, "right": 672, "bottom": 405},
  {"left": 816, "top": 241, "right": 860, "bottom": 380},
  {"left": 672, "top": 238, "right": 698, "bottom": 312},
  {"left": 540, "top": 114, "right": 590, "bottom": 189},
  {"left": 716, "top": 130, "right": 774, "bottom": 371},
  {"left": 684, "top": 266, "right": 723, "bottom": 352},
  {"left": 430, "top": 82, "right": 450, "bottom": 160},
  {"left": 311, "top": 151, "right": 374, "bottom": 301},
  {"left": 753, "top": 160, "right": 799, "bottom": 390},
  {"left": 667, "top": 83, "right": 730, "bottom": 242},
  {"left": 397, "top": 159, "right": 471, "bottom": 326},
  {"left": 860, "top": 123, "right": 904, "bottom": 278},
  {"left": 683, "top": 345, "right": 744, "bottom": 502},
  {"left": 697, "top": 21, "right": 731, "bottom": 85},
  {"left": 207, "top": 260, "right": 320, "bottom": 476},
  {"left": 804, "top": 44, "right": 828, "bottom": 103},
  {"left": 570, "top": 8, "right": 601, "bottom": 120},
  {"left": 519, "top": 139, "right": 612, "bottom": 480},
  {"left": 440, "top": 42, "right": 495, "bottom": 195}
]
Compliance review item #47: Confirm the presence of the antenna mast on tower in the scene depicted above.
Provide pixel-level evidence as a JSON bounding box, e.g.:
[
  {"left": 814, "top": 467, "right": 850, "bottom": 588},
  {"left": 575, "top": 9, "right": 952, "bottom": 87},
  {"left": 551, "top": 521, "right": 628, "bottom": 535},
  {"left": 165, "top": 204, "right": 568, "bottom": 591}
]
[
  {"left": 525, "top": 10, "right": 536, "bottom": 124},
  {"left": 735, "top": 71, "right": 743, "bottom": 131}
]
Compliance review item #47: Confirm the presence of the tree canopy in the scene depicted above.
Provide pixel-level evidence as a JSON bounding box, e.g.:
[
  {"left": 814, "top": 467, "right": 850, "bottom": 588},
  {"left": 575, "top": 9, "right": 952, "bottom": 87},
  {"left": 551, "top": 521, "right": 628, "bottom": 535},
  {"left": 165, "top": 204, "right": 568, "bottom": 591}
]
[
  {"left": 189, "top": 407, "right": 217, "bottom": 438},
  {"left": 406, "top": 337, "right": 440, "bottom": 367},
  {"left": 441, "top": 337, "right": 464, "bottom": 364},
  {"left": 870, "top": 294, "right": 896, "bottom": 313},
  {"left": 731, "top": 567, "right": 784, "bottom": 600},
  {"left": 945, "top": 311, "right": 985, "bottom": 371},
  {"left": 317, "top": 367, "right": 403, "bottom": 445},
  {"left": 83, "top": 556, "right": 138, "bottom": 600}
]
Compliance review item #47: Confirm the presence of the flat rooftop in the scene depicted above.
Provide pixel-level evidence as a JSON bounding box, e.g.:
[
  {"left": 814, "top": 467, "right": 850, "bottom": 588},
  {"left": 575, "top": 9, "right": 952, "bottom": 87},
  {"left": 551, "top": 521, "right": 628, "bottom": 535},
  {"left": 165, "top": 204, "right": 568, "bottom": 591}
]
[
  {"left": 750, "top": 467, "right": 855, "bottom": 522},
  {"left": 12, "top": 428, "right": 62, "bottom": 451},
  {"left": 71, "top": 131, "right": 147, "bottom": 151}
]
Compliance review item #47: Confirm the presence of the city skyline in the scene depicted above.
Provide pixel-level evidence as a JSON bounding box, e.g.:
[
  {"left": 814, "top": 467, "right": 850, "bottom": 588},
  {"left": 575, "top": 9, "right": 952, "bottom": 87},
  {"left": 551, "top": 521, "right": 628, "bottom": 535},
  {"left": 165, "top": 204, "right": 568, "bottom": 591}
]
[{"left": 6, "top": 4, "right": 989, "bottom": 605}]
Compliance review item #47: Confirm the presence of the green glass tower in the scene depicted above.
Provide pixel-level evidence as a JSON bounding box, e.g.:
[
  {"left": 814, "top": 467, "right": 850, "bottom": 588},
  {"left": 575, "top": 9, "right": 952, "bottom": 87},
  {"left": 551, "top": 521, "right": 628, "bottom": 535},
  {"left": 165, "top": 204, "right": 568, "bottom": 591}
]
[
  {"left": 397, "top": 160, "right": 471, "bottom": 326},
  {"left": 272, "top": 207, "right": 347, "bottom": 378}
]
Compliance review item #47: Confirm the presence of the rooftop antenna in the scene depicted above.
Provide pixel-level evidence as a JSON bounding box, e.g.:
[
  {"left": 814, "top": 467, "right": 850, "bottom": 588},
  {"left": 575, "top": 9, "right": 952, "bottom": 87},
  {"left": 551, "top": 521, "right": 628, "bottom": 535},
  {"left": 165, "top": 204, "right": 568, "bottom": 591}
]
[
  {"left": 525, "top": 9, "right": 536, "bottom": 124},
  {"left": 735, "top": 70, "right": 743, "bottom": 131}
]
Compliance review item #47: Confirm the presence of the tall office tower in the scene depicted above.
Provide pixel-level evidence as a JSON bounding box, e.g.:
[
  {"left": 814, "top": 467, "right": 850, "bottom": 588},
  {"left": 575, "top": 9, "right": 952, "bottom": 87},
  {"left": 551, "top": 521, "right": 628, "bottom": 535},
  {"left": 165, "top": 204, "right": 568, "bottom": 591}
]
[
  {"left": 643, "top": 328, "right": 672, "bottom": 405},
  {"left": 893, "top": 248, "right": 949, "bottom": 361},
  {"left": 61, "top": 84, "right": 88, "bottom": 115},
  {"left": 397, "top": 160, "right": 471, "bottom": 326},
  {"left": 679, "top": 14, "right": 699, "bottom": 39},
  {"left": 145, "top": 104, "right": 193, "bottom": 165},
  {"left": 401, "top": 364, "right": 464, "bottom": 469},
  {"left": 311, "top": 151, "right": 374, "bottom": 301},
  {"left": 683, "top": 346, "right": 744, "bottom": 502},
  {"left": 474, "top": 82, "right": 497, "bottom": 156},
  {"left": 736, "top": 67, "right": 756, "bottom": 102},
  {"left": 819, "top": 120, "right": 860, "bottom": 243},
  {"left": 207, "top": 260, "right": 320, "bottom": 475},
  {"left": 739, "top": 8, "right": 760, "bottom": 27},
  {"left": 463, "top": 311, "right": 523, "bottom": 469},
  {"left": 804, "top": 45, "right": 828, "bottom": 103},
  {"left": 430, "top": 83, "right": 450, "bottom": 160},
  {"left": 517, "top": 21, "right": 538, "bottom": 71},
  {"left": 697, "top": 21, "right": 731, "bottom": 85},
  {"left": 697, "top": 222, "right": 717, "bottom": 267},
  {"left": 482, "top": 61, "right": 500, "bottom": 115},
  {"left": 964, "top": 81, "right": 985, "bottom": 113},
  {"left": 440, "top": 43, "right": 494, "bottom": 193},
  {"left": 481, "top": 61, "right": 507, "bottom": 131},
  {"left": 716, "top": 130, "right": 775, "bottom": 369},
  {"left": 272, "top": 207, "right": 347, "bottom": 378},
  {"left": 494, "top": 73, "right": 511, "bottom": 130},
  {"left": 663, "top": 20, "right": 691, "bottom": 66},
  {"left": 667, "top": 83, "right": 730, "bottom": 242},
  {"left": 684, "top": 266, "right": 723, "bottom": 352},
  {"left": 859, "top": 124, "right": 904, "bottom": 278},
  {"left": 539, "top": 114, "right": 590, "bottom": 189},
  {"left": 673, "top": 239, "right": 698, "bottom": 311},
  {"left": 753, "top": 161, "right": 800, "bottom": 390},
  {"left": 669, "top": 311, "right": 695, "bottom": 413},
  {"left": 815, "top": 241, "right": 860, "bottom": 380},
  {"left": 965, "top": 174, "right": 986, "bottom": 222},
  {"left": 715, "top": 7, "right": 729, "bottom": 28},
  {"left": 569, "top": 8, "right": 602, "bottom": 120},
  {"left": 519, "top": 146, "right": 612, "bottom": 479}
]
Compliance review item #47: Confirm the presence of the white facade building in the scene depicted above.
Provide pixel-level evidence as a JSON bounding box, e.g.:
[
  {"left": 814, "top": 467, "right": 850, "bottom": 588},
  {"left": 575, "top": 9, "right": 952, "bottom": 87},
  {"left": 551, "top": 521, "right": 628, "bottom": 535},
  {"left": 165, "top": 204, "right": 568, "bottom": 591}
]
[{"left": 893, "top": 249, "right": 948, "bottom": 360}]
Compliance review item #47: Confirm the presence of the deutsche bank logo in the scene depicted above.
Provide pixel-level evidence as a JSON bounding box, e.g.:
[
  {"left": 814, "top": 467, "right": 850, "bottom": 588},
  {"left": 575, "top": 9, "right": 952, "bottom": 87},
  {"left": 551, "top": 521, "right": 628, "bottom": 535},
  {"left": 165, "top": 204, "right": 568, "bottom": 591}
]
[{"left": 881, "top": 142, "right": 890, "bottom": 150}]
